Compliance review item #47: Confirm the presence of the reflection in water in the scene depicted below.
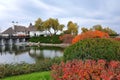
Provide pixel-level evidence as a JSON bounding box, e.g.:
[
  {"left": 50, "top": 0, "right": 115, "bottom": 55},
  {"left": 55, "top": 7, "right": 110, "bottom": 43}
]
[{"left": 0, "top": 45, "right": 63, "bottom": 64}]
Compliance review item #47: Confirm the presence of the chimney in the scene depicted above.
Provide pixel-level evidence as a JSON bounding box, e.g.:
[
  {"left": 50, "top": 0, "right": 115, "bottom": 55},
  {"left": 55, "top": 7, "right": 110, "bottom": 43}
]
[{"left": 29, "top": 23, "right": 32, "bottom": 27}]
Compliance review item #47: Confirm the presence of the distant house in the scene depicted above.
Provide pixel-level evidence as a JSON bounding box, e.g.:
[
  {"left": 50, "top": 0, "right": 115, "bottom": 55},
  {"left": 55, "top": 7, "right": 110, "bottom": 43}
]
[
  {"left": 2, "top": 25, "right": 27, "bottom": 36},
  {"left": 2, "top": 23, "right": 47, "bottom": 37},
  {"left": 14, "top": 25, "right": 27, "bottom": 35},
  {"left": 27, "top": 23, "right": 47, "bottom": 37},
  {"left": 2, "top": 27, "right": 16, "bottom": 36}
]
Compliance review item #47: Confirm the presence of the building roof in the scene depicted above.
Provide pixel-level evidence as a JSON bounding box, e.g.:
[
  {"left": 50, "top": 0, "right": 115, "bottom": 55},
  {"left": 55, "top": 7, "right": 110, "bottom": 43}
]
[
  {"left": 27, "top": 26, "right": 37, "bottom": 31},
  {"left": 2, "top": 24, "right": 38, "bottom": 35},
  {"left": 14, "top": 25, "right": 27, "bottom": 32},
  {"left": 2, "top": 27, "right": 16, "bottom": 34}
]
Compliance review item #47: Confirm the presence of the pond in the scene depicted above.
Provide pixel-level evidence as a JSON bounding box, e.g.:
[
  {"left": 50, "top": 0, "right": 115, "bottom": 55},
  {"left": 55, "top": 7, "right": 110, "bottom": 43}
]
[{"left": 0, "top": 45, "right": 64, "bottom": 64}]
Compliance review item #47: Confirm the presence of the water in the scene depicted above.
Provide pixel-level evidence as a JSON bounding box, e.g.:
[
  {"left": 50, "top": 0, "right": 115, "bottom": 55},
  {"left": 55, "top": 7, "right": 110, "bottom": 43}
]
[{"left": 0, "top": 45, "right": 64, "bottom": 64}]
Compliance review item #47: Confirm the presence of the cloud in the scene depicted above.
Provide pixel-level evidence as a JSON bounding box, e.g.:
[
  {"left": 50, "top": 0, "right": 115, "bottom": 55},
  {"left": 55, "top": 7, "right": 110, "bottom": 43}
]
[
  {"left": 0, "top": 0, "right": 120, "bottom": 33},
  {"left": 59, "top": 16, "right": 120, "bottom": 33}
]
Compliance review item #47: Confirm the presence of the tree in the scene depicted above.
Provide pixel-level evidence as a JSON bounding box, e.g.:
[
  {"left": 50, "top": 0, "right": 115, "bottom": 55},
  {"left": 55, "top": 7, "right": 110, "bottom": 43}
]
[
  {"left": 92, "top": 25, "right": 117, "bottom": 35},
  {"left": 103, "top": 27, "right": 117, "bottom": 35},
  {"left": 42, "top": 18, "right": 64, "bottom": 35},
  {"left": 35, "top": 18, "right": 44, "bottom": 31},
  {"left": 63, "top": 30, "right": 71, "bottom": 34},
  {"left": 35, "top": 18, "right": 64, "bottom": 35},
  {"left": 92, "top": 24, "right": 103, "bottom": 31},
  {"left": 81, "top": 27, "right": 89, "bottom": 33},
  {"left": 67, "top": 21, "right": 78, "bottom": 36},
  {"left": 81, "top": 24, "right": 117, "bottom": 36}
]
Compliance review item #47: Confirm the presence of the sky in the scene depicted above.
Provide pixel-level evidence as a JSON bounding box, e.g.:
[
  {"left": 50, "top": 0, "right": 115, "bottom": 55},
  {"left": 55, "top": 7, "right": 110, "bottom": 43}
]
[{"left": 0, "top": 0, "right": 120, "bottom": 33}]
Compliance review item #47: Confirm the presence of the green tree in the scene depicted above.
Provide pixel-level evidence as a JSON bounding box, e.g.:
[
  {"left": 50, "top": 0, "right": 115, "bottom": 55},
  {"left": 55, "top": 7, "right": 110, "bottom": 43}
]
[
  {"left": 81, "top": 24, "right": 117, "bottom": 36},
  {"left": 67, "top": 21, "right": 78, "bottom": 36},
  {"left": 81, "top": 27, "right": 89, "bottom": 33},
  {"left": 63, "top": 30, "right": 71, "bottom": 34},
  {"left": 103, "top": 27, "right": 117, "bottom": 35},
  {"left": 92, "top": 24, "right": 103, "bottom": 31}
]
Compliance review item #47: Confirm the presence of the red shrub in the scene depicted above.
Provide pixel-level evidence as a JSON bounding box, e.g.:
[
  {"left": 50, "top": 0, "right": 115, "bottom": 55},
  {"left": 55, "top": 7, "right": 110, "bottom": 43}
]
[
  {"left": 51, "top": 60, "right": 120, "bottom": 80},
  {"left": 72, "top": 30, "right": 109, "bottom": 44},
  {"left": 59, "top": 34, "right": 74, "bottom": 43},
  {"left": 113, "top": 38, "right": 120, "bottom": 41}
]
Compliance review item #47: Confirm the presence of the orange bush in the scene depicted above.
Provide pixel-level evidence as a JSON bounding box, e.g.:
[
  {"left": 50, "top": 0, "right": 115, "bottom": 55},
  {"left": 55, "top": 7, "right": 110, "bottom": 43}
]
[{"left": 72, "top": 30, "right": 109, "bottom": 44}]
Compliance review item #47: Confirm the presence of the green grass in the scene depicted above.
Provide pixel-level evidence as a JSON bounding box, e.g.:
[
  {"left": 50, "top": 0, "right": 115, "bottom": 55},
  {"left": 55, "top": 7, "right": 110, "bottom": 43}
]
[{"left": 1, "top": 71, "right": 52, "bottom": 80}]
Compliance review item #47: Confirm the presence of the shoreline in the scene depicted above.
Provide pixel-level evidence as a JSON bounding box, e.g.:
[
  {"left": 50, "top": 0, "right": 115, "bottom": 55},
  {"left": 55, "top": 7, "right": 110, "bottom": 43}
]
[
  {"left": 0, "top": 42, "right": 71, "bottom": 48},
  {"left": 28, "top": 42, "right": 71, "bottom": 48}
]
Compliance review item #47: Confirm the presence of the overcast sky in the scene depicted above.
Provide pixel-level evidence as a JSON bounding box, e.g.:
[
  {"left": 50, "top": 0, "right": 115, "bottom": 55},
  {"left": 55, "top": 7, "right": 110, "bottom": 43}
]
[{"left": 0, "top": 0, "right": 120, "bottom": 33}]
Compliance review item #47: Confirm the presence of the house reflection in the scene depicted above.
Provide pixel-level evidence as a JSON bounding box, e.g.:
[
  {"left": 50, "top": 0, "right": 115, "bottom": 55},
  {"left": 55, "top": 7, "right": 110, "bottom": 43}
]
[
  {"left": 0, "top": 45, "right": 29, "bottom": 55},
  {"left": 0, "top": 46, "right": 63, "bottom": 64}
]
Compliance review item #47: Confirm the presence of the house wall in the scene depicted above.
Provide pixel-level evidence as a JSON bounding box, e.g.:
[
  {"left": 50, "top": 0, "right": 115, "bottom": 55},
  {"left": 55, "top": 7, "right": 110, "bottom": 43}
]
[
  {"left": 16, "top": 32, "right": 27, "bottom": 36},
  {"left": 29, "top": 31, "right": 46, "bottom": 37},
  {"left": 2, "top": 34, "right": 17, "bottom": 36},
  {"left": 1, "top": 34, "right": 8, "bottom": 36}
]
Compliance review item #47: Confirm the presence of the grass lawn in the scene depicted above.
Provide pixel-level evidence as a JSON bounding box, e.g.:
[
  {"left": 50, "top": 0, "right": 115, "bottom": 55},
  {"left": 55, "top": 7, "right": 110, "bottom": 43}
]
[{"left": 1, "top": 71, "right": 52, "bottom": 80}]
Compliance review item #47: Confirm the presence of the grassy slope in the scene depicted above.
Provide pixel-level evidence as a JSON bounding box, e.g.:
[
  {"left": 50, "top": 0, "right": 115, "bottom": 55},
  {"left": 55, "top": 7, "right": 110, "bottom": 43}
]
[{"left": 1, "top": 71, "right": 52, "bottom": 80}]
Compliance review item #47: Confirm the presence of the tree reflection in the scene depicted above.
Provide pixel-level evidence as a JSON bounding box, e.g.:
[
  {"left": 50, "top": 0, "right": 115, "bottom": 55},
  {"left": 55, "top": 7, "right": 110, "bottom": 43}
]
[{"left": 28, "top": 47, "right": 45, "bottom": 61}]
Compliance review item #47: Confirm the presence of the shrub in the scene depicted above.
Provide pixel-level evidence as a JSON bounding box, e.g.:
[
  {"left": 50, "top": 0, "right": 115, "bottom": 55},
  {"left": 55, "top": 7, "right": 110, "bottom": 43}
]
[
  {"left": 0, "top": 57, "right": 62, "bottom": 78},
  {"left": 64, "top": 38, "right": 120, "bottom": 61},
  {"left": 51, "top": 59, "right": 120, "bottom": 80},
  {"left": 113, "top": 38, "right": 120, "bottom": 41},
  {"left": 72, "top": 30, "right": 109, "bottom": 44},
  {"left": 29, "top": 35, "right": 62, "bottom": 44},
  {"left": 59, "top": 34, "right": 74, "bottom": 43}
]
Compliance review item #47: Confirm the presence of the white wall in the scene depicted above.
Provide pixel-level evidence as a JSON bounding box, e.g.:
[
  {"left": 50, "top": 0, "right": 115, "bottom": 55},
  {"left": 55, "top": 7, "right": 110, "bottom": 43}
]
[
  {"left": 29, "top": 31, "right": 46, "bottom": 37},
  {"left": 1, "top": 34, "right": 9, "bottom": 36}
]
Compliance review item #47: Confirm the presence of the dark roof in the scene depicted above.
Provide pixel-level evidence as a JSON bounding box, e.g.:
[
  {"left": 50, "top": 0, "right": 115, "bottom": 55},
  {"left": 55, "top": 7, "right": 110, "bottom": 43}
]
[
  {"left": 2, "top": 27, "right": 16, "bottom": 34},
  {"left": 2, "top": 24, "right": 38, "bottom": 35},
  {"left": 14, "top": 25, "right": 27, "bottom": 32}
]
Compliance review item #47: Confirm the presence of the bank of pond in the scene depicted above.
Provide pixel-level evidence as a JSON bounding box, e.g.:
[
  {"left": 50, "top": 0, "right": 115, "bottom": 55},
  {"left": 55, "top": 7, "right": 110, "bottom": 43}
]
[{"left": 0, "top": 57, "right": 62, "bottom": 78}]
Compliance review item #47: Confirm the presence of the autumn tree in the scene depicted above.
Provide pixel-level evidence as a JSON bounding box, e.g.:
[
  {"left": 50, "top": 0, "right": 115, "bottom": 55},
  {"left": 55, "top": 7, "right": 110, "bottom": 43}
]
[
  {"left": 35, "top": 18, "right": 44, "bottom": 31},
  {"left": 67, "top": 21, "right": 78, "bottom": 36},
  {"left": 81, "top": 24, "right": 117, "bottom": 36},
  {"left": 42, "top": 18, "right": 64, "bottom": 35},
  {"left": 35, "top": 18, "right": 64, "bottom": 35}
]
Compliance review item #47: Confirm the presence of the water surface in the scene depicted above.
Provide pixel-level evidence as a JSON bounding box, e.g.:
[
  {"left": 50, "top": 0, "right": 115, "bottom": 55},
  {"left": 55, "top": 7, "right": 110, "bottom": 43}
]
[{"left": 0, "top": 45, "right": 63, "bottom": 64}]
